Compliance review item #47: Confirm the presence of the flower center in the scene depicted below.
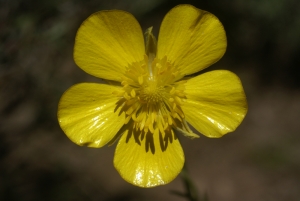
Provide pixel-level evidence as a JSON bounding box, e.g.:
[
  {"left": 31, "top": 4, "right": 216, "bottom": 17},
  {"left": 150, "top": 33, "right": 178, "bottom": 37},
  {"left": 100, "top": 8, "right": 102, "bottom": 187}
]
[
  {"left": 113, "top": 55, "right": 193, "bottom": 153},
  {"left": 139, "top": 79, "right": 164, "bottom": 103}
]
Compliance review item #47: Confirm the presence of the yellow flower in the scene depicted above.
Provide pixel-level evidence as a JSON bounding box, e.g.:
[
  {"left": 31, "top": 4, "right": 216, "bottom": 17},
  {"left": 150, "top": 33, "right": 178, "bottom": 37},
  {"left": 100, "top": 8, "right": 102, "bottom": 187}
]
[{"left": 58, "top": 4, "right": 247, "bottom": 187}]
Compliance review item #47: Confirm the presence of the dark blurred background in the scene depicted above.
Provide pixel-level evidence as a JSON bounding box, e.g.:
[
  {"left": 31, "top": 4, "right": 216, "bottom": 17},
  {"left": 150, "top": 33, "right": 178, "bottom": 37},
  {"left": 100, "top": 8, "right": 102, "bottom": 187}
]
[{"left": 1, "top": 0, "right": 300, "bottom": 201}]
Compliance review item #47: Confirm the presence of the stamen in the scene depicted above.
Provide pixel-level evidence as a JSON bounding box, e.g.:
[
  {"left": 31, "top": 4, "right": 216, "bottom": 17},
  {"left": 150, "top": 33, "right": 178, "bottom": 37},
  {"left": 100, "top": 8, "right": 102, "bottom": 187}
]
[
  {"left": 170, "top": 87, "right": 175, "bottom": 95},
  {"left": 138, "top": 76, "right": 143, "bottom": 85},
  {"left": 123, "top": 92, "right": 131, "bottom": 100},
  {"left": 113, "top": 55, "right": 193, "bottom": 153},
  {"left": 130, "top": 89, "right": 136, "bottom": 98},
  {"left": 175, "top": 96, "right": 182, "bottom": 105}
]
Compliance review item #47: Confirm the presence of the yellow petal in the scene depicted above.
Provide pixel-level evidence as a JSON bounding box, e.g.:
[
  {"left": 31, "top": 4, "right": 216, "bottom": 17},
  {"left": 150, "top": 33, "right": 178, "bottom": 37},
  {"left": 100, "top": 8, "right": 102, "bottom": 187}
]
[
  {"left": 157, "top": 4, "right": 226, "bottom": 75},
  {"left": 74, "top": 10, "right": 145, "bottom": 82},
  {"left": 114, "top": 130, "right": 184, "bottom": 187},
  {"left": 58, "top": 83, "right": 125, "bottom": 147},
  {"left": 182, "top": 70, "right": 247, "bottom": 138}
]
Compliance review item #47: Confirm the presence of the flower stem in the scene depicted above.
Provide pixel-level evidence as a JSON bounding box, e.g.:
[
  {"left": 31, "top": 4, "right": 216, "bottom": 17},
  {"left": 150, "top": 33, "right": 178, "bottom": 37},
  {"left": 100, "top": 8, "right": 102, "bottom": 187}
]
[
  {"left": 171, "top": 163, "right": 209, "bottom": 201},
  {"left": 180, "top": 163, "right": 199, "bottom": 201}
]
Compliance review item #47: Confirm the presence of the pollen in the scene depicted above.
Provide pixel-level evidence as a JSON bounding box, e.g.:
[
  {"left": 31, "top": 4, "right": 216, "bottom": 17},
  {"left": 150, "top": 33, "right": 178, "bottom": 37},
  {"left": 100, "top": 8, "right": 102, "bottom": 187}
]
[{"left": 114, "top": 55, "right": 191, "bottom": 153}]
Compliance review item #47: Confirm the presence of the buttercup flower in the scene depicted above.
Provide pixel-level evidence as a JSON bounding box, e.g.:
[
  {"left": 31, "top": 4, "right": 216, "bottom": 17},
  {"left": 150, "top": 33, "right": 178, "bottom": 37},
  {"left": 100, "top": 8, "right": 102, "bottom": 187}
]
[{"left": 58, "top": 4, "right": 247, "bottom": 187}]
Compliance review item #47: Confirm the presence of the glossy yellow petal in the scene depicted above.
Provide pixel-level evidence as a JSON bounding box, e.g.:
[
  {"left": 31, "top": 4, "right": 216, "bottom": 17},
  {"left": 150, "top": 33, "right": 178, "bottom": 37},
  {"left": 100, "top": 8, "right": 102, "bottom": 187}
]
[
  {"left": 157, "top": 4, "right": 226, "bottom": 75},
  {"left": 58, "top": 83, "right": 125, "bottom": 147},
  {"left": 114, "top": 130, "right": 184, "bottom": 187},
  {"left": 182, "top": 70, "right": 247, "bottom": 138},
  {"left": 74, "top": 10, "right": 145, "bottom": 81}
]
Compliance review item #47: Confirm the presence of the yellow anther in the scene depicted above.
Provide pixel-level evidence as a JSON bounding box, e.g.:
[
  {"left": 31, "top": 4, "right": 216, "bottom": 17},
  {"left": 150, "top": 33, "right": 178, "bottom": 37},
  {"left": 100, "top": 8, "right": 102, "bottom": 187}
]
[
  {"left": 149, "top": 122, "right": 155, "bottom": 133},
  {"left": 173, "top": 113, "right": 182, "bottom": 121},
  {"left": 138, "top": 112, "right": 146, "bottom": 122},
  {"left": 132, "top": 111, "right": 138, "bottom": 121},
  {"left": 172, "top": 71, "right": 179, "bottom": 77},
  {"left": 176, "top": 91, "right": 186, "bottom": 98},
  {"left": 152, "top": 111, "right": 157, "bottom": 122},
  {"left": 121, "top": 81, "right": 128, "bottom": 86},
  {"left": 164, "top": 122, "right": 168, "bottom": 130},
  {"left": 175, "top": 106, "right": 185, "bottom": 118},
  {"left": 124, "top": 115, "right": 131, "bottom": 124},
  {"left": 140, "top": 115, "right": 146, "bottom": 131},
  {"left": 158, "top": 69, "right": 166, "bottom": 75},
  {"left": 170, "top": 87, "right": 175, "bottom": 95},
  {"left": 145, "top": 116, "right": 151, "bottom": 127},
  {"left": 158, "top": 122, "right": 165, "bottom": 135},
  {"left": 130, "top": 89, "right": 136, "bottom": 98},
  {"left": 175, "top": 96, "right": 182, "bottom": 105},
  {"left": 169, "top": 98, "right": 174, "bottom": 102},
  {"left": 126, "top": 99, "right": 136, "bottom": 106},
  {"left": 126, "top": 106, "right": 135, "bottom": 115},
  {"left": 123, "top": 92, "right": 131, "bottom": 100},
  {"left": 156, "top": 63, "right": 162, "bottom": 68},
  {"left": 138, "top": 76, "right": 143, "bottom": 85},
  {"left": 173, "top": 103, "right": 177, "bottom": 110}
]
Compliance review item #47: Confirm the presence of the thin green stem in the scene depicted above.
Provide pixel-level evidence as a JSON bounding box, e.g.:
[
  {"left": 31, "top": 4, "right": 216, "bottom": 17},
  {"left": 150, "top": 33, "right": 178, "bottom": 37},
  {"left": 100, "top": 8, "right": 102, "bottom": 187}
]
[
  {"left": 180, "top": 163, "right": 198, "bottom": 201},
  {"left": 171, "top": 163, "right": 209, "bottom": 201}
]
